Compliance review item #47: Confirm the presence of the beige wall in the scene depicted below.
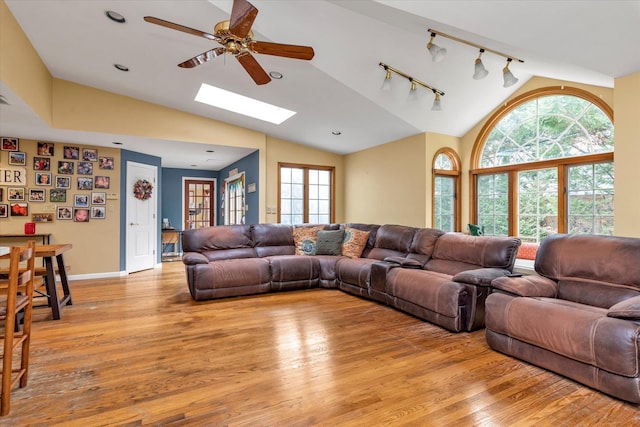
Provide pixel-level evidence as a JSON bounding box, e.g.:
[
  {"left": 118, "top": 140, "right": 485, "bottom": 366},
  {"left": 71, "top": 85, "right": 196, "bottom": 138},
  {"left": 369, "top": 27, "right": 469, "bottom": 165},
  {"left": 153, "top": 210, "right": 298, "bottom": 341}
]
[
  {"left": 0, "top": 139, "right": 121, "bottom": 274},
  {"left": 613, "top": 72, "right": 640, "bottom": 237},
  {"left": 265, "top": 136, "right": 345, "bottom": 223},
  {"left": 344, "top": 134, "right": 427, "bottom": 227}
]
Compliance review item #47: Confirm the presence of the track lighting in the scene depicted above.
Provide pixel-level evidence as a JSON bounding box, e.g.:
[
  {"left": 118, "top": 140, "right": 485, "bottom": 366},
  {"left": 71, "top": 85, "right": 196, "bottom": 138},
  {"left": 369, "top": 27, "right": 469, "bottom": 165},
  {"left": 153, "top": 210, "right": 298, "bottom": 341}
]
[
  {"left": 473, "top": 49, "right": 489, "bottom": 80},
  {"left": 379, "top": 62, "right": 444, "bottom": 111},
  {"left": 431, "top": 92, "right": 442, "bottom": 111},
  {"left": 427, "top": 28, "right": 523, "bottom": 88},
  {"left": 502, "top": 58, "right": 519, "bottom": 87},
  {"left": 426, "top": 32, "right": 447, "bottom": 62},
  {"left": 381, "top": 65, "right": 392, "bottom": 91}
]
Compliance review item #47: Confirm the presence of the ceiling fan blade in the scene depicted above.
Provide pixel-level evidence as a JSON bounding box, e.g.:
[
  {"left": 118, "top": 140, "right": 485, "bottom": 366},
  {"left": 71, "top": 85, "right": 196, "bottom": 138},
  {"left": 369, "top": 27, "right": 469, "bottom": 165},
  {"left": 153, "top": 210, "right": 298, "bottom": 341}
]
[
  {"left": 236, "top": 52, "right": 270, "bottom": 85},
  {"left": 178, "top": 48, "right": 227, "bottom": 68},
  {"left": 228, "top": 0, "right": 259, "bottom": 39},
  {"left": 144, "top": 16, "right": 218, "bottom": 41},
  {"left": 250, "top": 41, "right": 315, "bottom": 60}
]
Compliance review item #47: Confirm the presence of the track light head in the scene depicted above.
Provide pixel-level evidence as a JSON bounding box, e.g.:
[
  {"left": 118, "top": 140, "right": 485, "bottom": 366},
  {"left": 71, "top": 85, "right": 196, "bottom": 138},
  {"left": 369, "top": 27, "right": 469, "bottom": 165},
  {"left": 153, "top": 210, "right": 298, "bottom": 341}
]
[
  {"left": 381, "top": 66, "right": 392, "bottom": 91},
  {"left": 473, "top": 49, "right": 489, "bottom": 80},
  {"left": 431, "top": 91, "right": 442, "bottom": 111},
  {"left": 427, "top": 33, "right": 447, "bottom": 62},
  {"left": 502, "top": 58, "right": 519, "bottom": 88}
]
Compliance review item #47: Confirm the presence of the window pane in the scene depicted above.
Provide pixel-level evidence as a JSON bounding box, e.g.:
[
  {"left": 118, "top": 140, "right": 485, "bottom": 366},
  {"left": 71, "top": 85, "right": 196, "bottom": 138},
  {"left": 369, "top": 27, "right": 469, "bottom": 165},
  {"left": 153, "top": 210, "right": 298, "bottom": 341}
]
[
  {"left": 518, "top": 168, "right": 558, "bottom": 243},
  {"left": 318, "top": 170, "right": 330, "bottom": 185},
  {"left": 309, "top": 169, "right": 318, "bottom": 185},
  {"left": 435, "top": 153, "right": 453, "bottom": 170},
  {"left": 477, "top": 174, "right": 509, "bottom": 236},
  {"left": 292, "top": 184, "right": 304, "bottom": 199},
  {"left": 434, "top": 175, "right": 455, "bottom": 232},
  {"left": 291, "top": 168, "right": 304, "bottom": 183},
  {"left": 568, "top": 162, "right": 614, "bottom": 235}
]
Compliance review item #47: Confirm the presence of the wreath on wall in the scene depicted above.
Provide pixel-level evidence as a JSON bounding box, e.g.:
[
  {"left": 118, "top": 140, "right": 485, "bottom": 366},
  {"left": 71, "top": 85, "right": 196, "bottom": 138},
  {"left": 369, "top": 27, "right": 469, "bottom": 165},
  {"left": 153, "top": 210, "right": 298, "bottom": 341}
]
[{"left": 133, "top": 179, "right": 153, "bottom": 201}]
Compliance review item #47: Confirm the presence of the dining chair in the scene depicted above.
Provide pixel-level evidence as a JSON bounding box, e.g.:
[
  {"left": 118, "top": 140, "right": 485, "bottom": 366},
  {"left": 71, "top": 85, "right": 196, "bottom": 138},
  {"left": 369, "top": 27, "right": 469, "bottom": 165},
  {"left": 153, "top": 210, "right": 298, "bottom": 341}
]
[{"left": 0, "top": 240, "right": 38, "bottom": 416}]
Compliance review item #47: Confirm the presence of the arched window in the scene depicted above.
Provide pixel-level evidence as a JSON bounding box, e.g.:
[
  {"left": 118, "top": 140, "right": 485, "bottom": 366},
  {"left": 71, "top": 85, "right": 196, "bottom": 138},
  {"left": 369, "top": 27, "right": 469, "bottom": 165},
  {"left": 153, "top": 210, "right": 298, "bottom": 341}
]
[
  {"left": 471, "top": 87, "right": 614, "bottom": 242},
  {"left": 432, "top": 148, "right": 461, "bottom": 232}
]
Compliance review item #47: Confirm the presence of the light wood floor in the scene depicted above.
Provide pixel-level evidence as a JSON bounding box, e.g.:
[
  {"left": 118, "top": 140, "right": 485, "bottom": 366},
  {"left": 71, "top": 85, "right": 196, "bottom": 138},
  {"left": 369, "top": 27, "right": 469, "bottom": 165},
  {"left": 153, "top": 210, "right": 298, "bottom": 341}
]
[{"left": 3, "top": 262, "right": 639, "bottom": 426}]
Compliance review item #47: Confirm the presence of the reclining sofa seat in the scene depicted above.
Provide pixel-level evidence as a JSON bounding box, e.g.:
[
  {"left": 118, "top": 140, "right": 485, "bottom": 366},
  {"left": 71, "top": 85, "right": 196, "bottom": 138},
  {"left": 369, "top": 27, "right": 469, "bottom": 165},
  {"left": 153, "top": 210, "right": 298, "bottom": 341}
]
[{"left": 486, "top": 233, "right": 640, "bottom": 404}]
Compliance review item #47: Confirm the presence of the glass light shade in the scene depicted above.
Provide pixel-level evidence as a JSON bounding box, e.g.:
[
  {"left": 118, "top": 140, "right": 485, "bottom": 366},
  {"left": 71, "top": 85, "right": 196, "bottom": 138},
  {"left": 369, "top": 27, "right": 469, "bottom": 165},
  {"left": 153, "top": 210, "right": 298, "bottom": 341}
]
[
  {"left": 381, "top": 70, "right": 392, "bottom": 91},
  {"left": 503, "top": 66, "right": 519, "bottom": 87},
  {"left": 431, "top": 93, "right": 442, "bottom": 111},
  {"left": 408, "top": 82, "right": 419, "bottom": 101},
  {"left": 473, "top": 58, "right": 489, "bottom": 80},
  {"left": 428, "top": 43, "right": 447, "bottom": 62}
]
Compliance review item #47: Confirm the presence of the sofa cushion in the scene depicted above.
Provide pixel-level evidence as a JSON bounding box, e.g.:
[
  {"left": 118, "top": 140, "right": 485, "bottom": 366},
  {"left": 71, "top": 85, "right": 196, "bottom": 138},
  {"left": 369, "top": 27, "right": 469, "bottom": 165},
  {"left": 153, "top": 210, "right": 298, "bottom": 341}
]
[
  {"left": 252, "top": 224, "right": 295, "bottom": 257},
  {"left": 316, "top": 229, "right": 345, "bottom": 256},
  {"left": 269, "top": 255, "right": 321, "bottom": 284},
  {"left": 336, "top": 257, "right": 376, "bottom": 288},
  {"left": 182, "top": 224, "right": 253, "bottom": 252},
  {"left": 293, "top": 226, "right": 323, "bottom": 255},
  {"left": 608, "top": 296, "right": 640, "bottom": 320},
  {"left": 367, "top": 224, "right": 417, "bottom": 260},
  {"left": 342, "top": 226, "right": 370, "bottom": 258}
]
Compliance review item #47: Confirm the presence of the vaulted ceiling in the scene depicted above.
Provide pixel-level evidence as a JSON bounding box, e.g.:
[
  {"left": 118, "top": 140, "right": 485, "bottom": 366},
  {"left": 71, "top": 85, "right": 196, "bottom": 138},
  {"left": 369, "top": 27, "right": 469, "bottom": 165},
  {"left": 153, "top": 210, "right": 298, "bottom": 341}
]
[{"left": 1, "top": 1, "right": 639, "bottom": 169}]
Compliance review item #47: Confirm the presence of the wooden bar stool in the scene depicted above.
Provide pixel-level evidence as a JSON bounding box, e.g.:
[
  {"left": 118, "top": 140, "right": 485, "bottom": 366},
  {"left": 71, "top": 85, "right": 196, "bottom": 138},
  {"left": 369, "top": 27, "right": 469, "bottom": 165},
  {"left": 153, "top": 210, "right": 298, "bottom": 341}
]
[{"left": 0, "top": 240, "right": 40, "bottom": 416}]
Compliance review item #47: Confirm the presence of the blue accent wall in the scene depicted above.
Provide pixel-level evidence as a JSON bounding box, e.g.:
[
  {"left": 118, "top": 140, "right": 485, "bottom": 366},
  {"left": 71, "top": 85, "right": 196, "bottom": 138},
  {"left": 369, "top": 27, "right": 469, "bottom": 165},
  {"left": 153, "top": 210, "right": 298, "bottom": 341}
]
[
  {"left": 161, "top": 168, "right": 218, "bottom": 230},
  {"left": 119, "top": 150, "right": 162, "bottom": 270},
  {"left": 218, "top": 150, "right": 259, "bottom": 225}
]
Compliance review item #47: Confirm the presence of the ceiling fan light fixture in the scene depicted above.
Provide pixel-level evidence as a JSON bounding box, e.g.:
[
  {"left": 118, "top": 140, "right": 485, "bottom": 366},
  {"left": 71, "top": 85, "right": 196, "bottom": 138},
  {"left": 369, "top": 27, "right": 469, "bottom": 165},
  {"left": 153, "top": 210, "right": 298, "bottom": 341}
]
[
  {"left": 427, "top": 33, "right": 446, "bottom": 62},
  {"left": 502, "top": 58, "right": 519, "bottom": 87},
  {"left": 269, "top": 71, "right": 283, "bottom": 79},
  {"left": 473, "top": 49, "right": 489, "bottom": 80},
  {"left": 105, "top": 10, "right": 126, "bottom": 24}
]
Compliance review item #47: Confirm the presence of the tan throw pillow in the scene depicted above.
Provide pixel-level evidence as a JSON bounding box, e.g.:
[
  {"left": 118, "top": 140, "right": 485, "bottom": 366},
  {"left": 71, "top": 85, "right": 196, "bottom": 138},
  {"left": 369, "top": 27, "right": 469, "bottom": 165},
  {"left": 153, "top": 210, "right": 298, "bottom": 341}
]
[
  {"left": 293, "top": 226, "right": 324, "bottom": 255},
  {"left": 342, "top": 226, "right": 370, "bottom": 258}
]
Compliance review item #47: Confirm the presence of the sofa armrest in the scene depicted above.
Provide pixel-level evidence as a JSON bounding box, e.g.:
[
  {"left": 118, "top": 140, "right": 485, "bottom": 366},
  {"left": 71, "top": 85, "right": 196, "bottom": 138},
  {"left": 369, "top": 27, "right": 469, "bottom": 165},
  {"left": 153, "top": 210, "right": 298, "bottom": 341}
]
[
  {"left": 452, "top": 268, "right": 511, "bottom": 287},
  {"left": 182, "top": 252, "right": 209, "bottom": 265},
  {"left": 608, "top": 295, "right": 640, "bottom": 320},
  {"left": 491, "top": 275, "right": 558, "bottom": 297},
  {"left": 383, "top": 256, "right": 423, "bottom": 269}
]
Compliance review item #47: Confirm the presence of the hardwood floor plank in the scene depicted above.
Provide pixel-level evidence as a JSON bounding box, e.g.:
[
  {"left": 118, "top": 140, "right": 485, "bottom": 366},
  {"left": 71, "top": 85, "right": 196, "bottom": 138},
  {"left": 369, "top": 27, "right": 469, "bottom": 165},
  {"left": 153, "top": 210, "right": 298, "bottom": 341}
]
[{"left": 2, "top": 262, "right": 638, "bottom": 425}]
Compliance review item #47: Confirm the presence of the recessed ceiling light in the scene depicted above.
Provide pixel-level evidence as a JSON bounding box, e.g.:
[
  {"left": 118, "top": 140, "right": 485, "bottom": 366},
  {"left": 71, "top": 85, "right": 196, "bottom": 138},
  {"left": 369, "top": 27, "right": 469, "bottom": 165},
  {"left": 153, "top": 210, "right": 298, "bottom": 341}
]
[
  {"left": 195, "top": 83, "right": 296, "bottom": 125},
  {"left": 114, "top": 64, "right": 129, "bottom": 72},
  {"left": 191, "top": 164, "right": 197, "bottom": 167},
  {"left": 331, "top": 131, "right": 342, "bottom": 136},
  {"left": 269, "top": 71, "right": 283, "bottom": 79},
  {"left": 205, "top": 150, "right": 215, "bottom": 153},
  {"left": 105, "top": 11, "right": 126, "bottom": 23},
  {"left": 112, "top": 141, "right": 123, "bottom": 145},
  {"left": 0, "top": 94, "right": 9, "bottom": 105}
]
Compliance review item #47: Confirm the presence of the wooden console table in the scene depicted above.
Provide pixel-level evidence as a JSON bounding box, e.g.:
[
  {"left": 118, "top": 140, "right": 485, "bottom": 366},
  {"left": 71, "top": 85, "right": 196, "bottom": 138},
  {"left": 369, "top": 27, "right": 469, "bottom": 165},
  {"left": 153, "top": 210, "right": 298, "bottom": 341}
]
[{"left": 0, "top": 233, "right": 52, "bottom": 245}]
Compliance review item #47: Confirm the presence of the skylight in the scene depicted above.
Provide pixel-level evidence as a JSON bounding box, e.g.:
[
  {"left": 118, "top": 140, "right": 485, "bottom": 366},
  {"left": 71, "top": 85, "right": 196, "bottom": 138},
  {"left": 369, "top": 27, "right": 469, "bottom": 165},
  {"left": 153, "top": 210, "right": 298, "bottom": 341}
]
[{"left": 194, "top": 83, "right": 296, "bottom": 125}]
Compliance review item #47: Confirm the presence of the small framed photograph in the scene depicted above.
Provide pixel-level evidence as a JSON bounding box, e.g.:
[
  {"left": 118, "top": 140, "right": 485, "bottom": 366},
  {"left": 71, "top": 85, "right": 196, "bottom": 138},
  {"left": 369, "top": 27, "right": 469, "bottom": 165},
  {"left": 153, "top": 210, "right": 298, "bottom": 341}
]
[
  {"left": 7, "top": 187, "right": 25, "bottom": 201},
  {"left": 57, "top": 206, "right": 73, "bottom": 220},
  {"left": 58, "top": 161, "right": 74, "bottom": 174},
  {"left": 77, "top": 177, "right": 93, "bottom": 190},
  {"left": 8, "top": 151, "right": 26, "bottom": 165},
  {"left": 91, "top": 192, "right": 106, "bottom": 205},
  {"left": 0, "top": 204, "right": 7, "bottom": 218},
  {"left": 50, "top": 189, "right": 67, "bottom": 203},
  {"left": 33, "top": 157, "right": 51, "bottom": 171},
  {"left": 56, "top": 176, "right": 71, "bottom": 188},
  {"left": 94, "top": 176, "right": 110, "bottom": 189},
  {"left": 35, "top": 172, "right": 52, "bottom": 186},
  {"left": 82, "top": 148, "right": 98, "bottom": 161},
  {"left": 63, "top": 146, "right": 79, "bottom": 160},
  {"left": 77, "top": 161, "right": 93, "bottom": 175},
  {"left": 10, "top": 203, "right": 28, "bottom": 217},
  {"left": 73, "top": 208, "right": 90, "bottom": 222},
  {"left": 90, "top": 206, "right": 106, "bottom": 219},
  {"left": 37, "top": 141, "right": 54, "bottom": 156},
  {"left": 74, "top": 194, "right": 89, "bottom": 207},
  {"left": 0, "top": 187, "right": 3, "bottom": 202},
  {"left": 28, "top": 188, "right": 46, "bottom": 202},
  {"left": 32, "top": 213, "right": 54, "bottom": 223},
  {"left": 1, "top": 137, "right": 19, "bottom": 151},
  {"left": 99, "top": 156, "right": 114, "bottom": 170}
]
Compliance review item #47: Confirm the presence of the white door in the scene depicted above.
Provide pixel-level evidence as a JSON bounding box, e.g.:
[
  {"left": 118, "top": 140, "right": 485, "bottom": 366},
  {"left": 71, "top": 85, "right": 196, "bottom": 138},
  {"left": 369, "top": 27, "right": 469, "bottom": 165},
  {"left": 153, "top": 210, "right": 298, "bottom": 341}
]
[{"left": 126, "top": 161, "right": 157, "bottom": 273}]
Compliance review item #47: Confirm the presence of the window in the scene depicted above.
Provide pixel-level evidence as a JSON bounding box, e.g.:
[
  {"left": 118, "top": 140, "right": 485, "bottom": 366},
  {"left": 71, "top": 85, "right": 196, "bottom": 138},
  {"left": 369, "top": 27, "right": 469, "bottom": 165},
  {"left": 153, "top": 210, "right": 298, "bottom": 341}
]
[
  {"left": 471, "top": 87, "right": 614, "bottom": 242},
  {"left": 432, "top": 148, "right": 461, "bottom": 232},
  {"left": 224, "top": 172, "right": 245, "bottom": 225},
  {"left": 278, "top": 163, "right": 334, "bottom": 224},
  {"left": 184, "top": 179, "right": 215, "bottom": 229}
]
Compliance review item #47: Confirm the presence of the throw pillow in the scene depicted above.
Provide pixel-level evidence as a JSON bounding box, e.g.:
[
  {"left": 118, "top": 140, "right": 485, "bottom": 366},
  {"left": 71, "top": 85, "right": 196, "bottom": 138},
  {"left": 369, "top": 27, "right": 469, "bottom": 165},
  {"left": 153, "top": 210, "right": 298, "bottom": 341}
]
[
  {"left": 316, "top": 229, "right": 345, "bottom": 256},
  {"left": 342, "top": 226, "right": 370, "bottom": 259},
  {"left": 293, "top": 226, "right": 323, "bottom": 256}
]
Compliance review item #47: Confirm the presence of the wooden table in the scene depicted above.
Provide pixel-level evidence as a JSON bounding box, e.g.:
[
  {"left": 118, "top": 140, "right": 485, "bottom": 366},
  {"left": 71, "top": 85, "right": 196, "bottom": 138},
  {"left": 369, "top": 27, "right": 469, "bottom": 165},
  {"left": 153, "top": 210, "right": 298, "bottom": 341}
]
[
  {"left": 0, "top": 233, "right": 52, "bottom": 245},
  {"left": 1, "top": 243, "right": 73, "bottom": 320}
]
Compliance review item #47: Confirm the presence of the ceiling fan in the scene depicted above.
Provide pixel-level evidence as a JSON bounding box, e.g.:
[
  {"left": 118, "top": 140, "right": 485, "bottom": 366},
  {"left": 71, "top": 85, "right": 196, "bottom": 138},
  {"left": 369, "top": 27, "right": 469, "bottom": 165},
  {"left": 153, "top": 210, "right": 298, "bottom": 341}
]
[{"left": 144, "top": 0, "right": 315, "bottom": 85}]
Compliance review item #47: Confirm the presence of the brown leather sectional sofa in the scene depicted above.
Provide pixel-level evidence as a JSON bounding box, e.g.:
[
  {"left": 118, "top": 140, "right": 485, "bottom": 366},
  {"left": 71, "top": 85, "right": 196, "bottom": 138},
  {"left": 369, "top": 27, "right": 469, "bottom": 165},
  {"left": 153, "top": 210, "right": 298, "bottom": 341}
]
[
  {"left": 486, "top": 233, "right": 640, "bottom": 404},
  {"left": 182, "top": 223, "right": 521, "bottom": 332}
]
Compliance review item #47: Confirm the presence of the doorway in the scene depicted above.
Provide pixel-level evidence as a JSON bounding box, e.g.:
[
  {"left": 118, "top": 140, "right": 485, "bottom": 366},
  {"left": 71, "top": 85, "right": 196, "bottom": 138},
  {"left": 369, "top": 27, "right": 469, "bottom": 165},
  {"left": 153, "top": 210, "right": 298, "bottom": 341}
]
[
  {"left": 126, "top": 161, "right": 158, "bottom": 273},
  {"left": 183, "top": 179, "right": 216, "bottom": 229}
]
